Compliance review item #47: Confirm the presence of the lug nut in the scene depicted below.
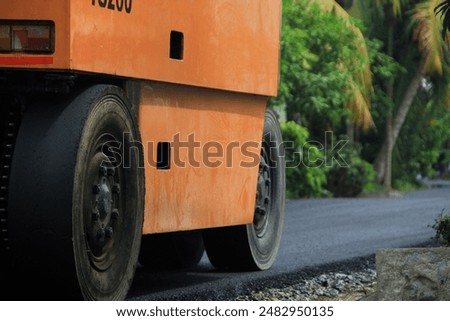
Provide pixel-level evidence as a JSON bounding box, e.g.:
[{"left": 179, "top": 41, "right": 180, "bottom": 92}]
[
  {"left": 99, "top": 166, "right": 108, "bottom": 177},
  {"left": 112, "top": 184, "right": 121, "bottom": 194},
  {"left": 97, "top": 228, "right": 106, "bottom": 241},
  {"left": 105, "top": 227, "right": 114, "bottom": 238},
  {"left": 107, "top": 167, "right": 116, "bottom": 177},
  {"left": 93, "top": 184, "right": 101, "bottom": 195},
  {"left": 112, "top": 209, "right": 120, "bottom": 220},
  {"left": 256, "top": 207, "right": 266, "bottom": 216}
]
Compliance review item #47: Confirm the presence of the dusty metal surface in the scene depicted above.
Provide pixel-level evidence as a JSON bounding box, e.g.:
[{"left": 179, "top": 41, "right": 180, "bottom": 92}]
[{"left": 0, "top": 0, "right": 281, "bottom": 96}]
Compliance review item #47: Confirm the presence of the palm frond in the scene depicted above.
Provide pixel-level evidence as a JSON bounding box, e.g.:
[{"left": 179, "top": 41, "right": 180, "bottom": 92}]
[
  {"left": 374, "top": 0, "right": 409, "bottom": 17},
  {"left": 344, "top": 77, "right": 374, "bottom": 130},
  {"left": 434, "top": 0, "right": 450, "bottom": 38},
  {"left": 314, "top": 0, "right": 373, "bottom": 129},
  {"left": 411, "top": 0, "right": 447, "bottom": 75}
]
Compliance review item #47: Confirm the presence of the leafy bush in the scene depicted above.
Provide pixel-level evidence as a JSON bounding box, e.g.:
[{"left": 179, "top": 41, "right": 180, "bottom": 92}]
[
  {"left": 281, "top": 121, "right": 328, "bottom": 199},
  {"left": 326, "top": 137, "right": 376, "bottom": 197},
  {"left": 431, "top": 212, "right": 450, "bottom": 246},
  {"left": 392, "top": 179, "right": 423, "bottom": 193},
  {"left": 273, "top": 0, "right": 370, "bottom": 139}
]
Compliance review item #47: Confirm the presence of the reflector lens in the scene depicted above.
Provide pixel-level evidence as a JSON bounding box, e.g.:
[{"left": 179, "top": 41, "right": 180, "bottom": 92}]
[
  {"left": 0, "top": 25, "right": 10, "bottom": 51},
  {"left": 0, "top": 21, "right": 54, "bottom": 53}
]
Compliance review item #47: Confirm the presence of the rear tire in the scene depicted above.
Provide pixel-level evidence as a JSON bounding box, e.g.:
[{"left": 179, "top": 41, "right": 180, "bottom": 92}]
[
  {"left": 203, "top": 109, "right": 285, "bottom": 271},
  {"left": 72, "top": 86, "right": 144, "bottom": 300}
]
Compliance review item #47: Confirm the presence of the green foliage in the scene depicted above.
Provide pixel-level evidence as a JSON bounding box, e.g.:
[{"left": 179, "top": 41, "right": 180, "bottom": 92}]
[
  {"left": 355, "top": 0, "right": 450, "bottom": 189},
  {"left": 431, "top": 211, "right": 450, "bottom": 246},
  {"left": 280, "top": 121, "right": 328, "bottom": 199},
  {"left": 326, "top": 137, "right": 377, "bottom": 197},
  {"left": 273, "top": 0, "right": 369, "bottom": 139},
  {"left": 367, "top": 38, "right": 406, "bottom": 90},
  {"left": 392, "top": 92, "right": 450, "bottom": 184},
  {"left": 360, "top": 33, "right": 449, "bottom": 189},
  {"left": 360, "top": 38, "right": 406, "bottom": 163},
  {"left": 274, "top": 0, "right": 450, "bottom": 196},
  {"left": 392, "top": 179, "right": 423, "bottom": 193},
  {"left": 439, "top": 149, "right": 450, "bottom": 178}
]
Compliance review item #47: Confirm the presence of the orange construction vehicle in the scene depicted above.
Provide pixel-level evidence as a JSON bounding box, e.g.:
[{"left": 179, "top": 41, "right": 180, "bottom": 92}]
[{"left": 0, "top": 0, "right": 284, "bottom": 300}]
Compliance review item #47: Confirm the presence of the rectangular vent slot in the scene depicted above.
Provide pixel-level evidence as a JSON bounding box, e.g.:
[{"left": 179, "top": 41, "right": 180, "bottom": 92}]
[
  {"left": 157, "top": 142, "right": 171, "bottom": 170},
  {"left": 170, "top": 30, "right": 184, "bottom": 60}
]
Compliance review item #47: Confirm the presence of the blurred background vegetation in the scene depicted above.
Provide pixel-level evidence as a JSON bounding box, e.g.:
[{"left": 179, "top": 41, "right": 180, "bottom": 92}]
[{"left": 274, "top": 0, "right": 450, "bottom": 199}]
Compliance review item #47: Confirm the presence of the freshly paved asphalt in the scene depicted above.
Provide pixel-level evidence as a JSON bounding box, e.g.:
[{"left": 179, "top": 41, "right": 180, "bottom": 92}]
[{"left": 128, "top": 180, "right": 450, "bottom": 300}]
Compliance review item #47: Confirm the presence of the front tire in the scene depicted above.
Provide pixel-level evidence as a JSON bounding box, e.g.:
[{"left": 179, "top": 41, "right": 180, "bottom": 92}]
[{"left": 8, "top": 85, "right": 144, "bottom": 300}]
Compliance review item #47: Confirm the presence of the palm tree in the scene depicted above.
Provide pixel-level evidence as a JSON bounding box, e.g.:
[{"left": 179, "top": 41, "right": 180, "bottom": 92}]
[
  {"left": 355, "top": 0, "right": 448, "bottom": 189},
  {"left": 372, "top": 0, "right": 405, "bottom": 188},
  {"left": 315, "top": 0, "right": 373, "bottom": 131},
  {"left": 435, "top": 0, "right": 450, "bottom": 37}
]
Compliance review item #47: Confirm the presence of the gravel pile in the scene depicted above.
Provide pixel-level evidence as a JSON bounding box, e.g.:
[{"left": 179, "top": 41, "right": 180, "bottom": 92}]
[{"left": 237, "top": 266, "right": 377, "bottom": 301}]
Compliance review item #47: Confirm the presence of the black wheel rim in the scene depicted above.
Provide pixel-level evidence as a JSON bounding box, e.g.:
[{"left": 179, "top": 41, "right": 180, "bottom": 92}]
[
  {"left": 254, "top": 142, "right": 272, "bottom": 237},
  {"left": 73, "top": 91, "right": 144, "bottom": 300},
  {"left": 83, "top": 134, "right": 124, "bottom": 272}
]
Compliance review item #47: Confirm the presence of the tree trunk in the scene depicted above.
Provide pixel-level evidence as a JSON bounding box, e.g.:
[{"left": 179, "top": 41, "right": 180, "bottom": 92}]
[
  {"left": 391, "top": 54, "right": 427, "bottom": 145},
  {"left": 384, "top": 110, "right": 393, "bottom": 188},
  {"left": 374, "top": 53, "right": 427, "bottom": 187},
  {"left": 374, "top": 103, "right": 393, "bottom": 186},
  {"left": 374, "top": 142, "right": 387, "bottom": 183},
  {"left": 375, "top": 6, "right": 396, "bottom": 187}
]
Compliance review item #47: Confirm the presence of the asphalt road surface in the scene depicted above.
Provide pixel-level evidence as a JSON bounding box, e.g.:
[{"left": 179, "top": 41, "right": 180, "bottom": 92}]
[{"left": 128, "top": 180, "right": 450, "bottom": 300}]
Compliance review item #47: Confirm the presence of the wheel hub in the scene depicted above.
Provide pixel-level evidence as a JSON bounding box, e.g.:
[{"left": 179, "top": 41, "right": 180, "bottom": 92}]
[
  {"left": 85, "top": 155, "right": 121, "bottom": 271},
  {"left": 97, "top": 180, "right": 112, "bottom": 219}
]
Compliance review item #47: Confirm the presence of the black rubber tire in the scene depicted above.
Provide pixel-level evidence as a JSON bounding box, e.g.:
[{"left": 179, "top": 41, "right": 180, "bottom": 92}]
[
  {"left": 139, "top": 231, "right": 205, "bottom": 270},
  {"left": 203, "top": 109, "right": 285, "bottom": 271},
  {"left": 8, "top": 85, "right": 144, "bottom": 300}
]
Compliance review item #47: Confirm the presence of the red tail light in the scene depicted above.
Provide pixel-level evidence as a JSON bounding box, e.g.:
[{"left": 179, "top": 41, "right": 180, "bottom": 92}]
[{"left": 0, "top": 21, "right": 55, "bottom": 54}]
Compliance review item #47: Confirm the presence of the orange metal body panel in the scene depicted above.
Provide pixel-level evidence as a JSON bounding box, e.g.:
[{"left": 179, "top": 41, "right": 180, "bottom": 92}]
[
  {"left": 0, "top": 0, "right": 281, "bottom": 96},
  {"left": 0, "top": 1, "right": 281, "bottom": 233},
  {"left": 139, "top": 82, "right": 266, "bottom": 233}
]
